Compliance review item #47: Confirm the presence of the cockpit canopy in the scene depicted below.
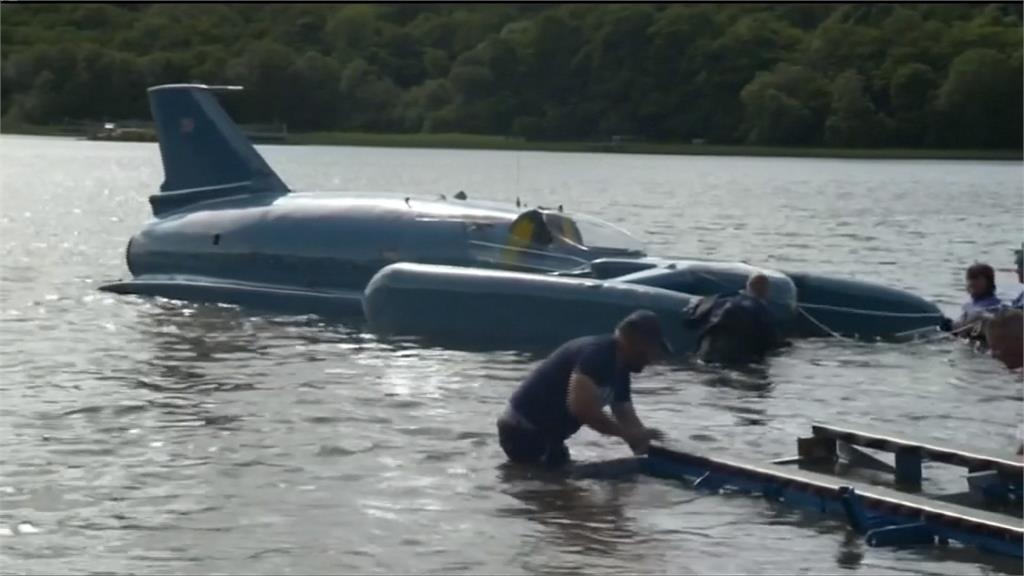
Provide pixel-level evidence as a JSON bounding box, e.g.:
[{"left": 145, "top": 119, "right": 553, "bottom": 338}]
[
  {"left": 566, "top": 211, "right": 647, "bottom": 256},
  {"left": 505, "top": 208, "right": 646, "bottom": 257},
  {"left": 464, "top": 205, "right": 646, "bottom": 272}
]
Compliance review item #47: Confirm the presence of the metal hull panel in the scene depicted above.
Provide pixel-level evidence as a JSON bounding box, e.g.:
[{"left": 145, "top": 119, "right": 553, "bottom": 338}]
[{"left": 103, "top": 84, "right": 947, "bottom": 344}]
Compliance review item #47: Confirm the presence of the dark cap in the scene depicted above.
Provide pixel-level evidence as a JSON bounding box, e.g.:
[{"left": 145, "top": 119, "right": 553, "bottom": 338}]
[{"left": 617, "top": 310, "right": 674, "bottom": 356}]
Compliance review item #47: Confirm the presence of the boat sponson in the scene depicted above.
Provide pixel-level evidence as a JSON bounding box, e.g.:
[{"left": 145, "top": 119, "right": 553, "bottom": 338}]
[
  {"left": 784, "top": 271, "right": 944, "bottom": 338},
  {"left": 612, "top": 260, "right": 797, "bottom": 324},
  {"left": 363, "top": 262, "right": 697, "bottom": 352}
]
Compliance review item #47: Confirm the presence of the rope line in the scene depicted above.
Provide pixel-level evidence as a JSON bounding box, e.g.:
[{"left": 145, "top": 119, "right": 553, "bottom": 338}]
[
  {"left": 795, "top": 306, "right": 855, "bottom": 341},
  {"left": 890, "top": 325, "right": 944, "bottom": 339},
  {"left": 797, "top": 302, "right": 945, "bottom": 319}
]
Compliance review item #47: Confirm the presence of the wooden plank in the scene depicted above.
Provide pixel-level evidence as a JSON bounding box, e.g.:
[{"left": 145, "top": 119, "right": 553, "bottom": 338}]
[{"left": 811, "top": 423, "right": 1024, "bottom": 476}]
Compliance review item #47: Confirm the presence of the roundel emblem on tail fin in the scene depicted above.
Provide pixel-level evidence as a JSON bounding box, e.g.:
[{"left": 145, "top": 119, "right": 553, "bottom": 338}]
[{"left": 180, "top": 117, "right": 194, "bottom": 134}]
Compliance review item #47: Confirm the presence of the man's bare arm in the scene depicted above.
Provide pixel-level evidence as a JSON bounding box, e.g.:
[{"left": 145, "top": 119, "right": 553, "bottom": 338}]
[
  {"left": 611, "top": 401, "right": 643, "bottom": 433},
  {"left": 566, "top": 371, "right": 625, "bottom": 438},
  {"left": 612, "top": 402, "right": 664, "bottom": 442}
]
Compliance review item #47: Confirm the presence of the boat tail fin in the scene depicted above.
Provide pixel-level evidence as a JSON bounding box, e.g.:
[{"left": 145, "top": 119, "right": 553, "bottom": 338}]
[{"left": 146, "top": 84, "right": 289, "bottom": 217}]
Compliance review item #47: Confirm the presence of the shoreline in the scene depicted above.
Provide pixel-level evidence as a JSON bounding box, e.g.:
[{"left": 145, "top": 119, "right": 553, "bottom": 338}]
[
  {"left": 290, "top": 132, "right": 1024, "bottom": 161},
  {"left": 2, "top": 124, "right": 1020, "bottom": 161}
]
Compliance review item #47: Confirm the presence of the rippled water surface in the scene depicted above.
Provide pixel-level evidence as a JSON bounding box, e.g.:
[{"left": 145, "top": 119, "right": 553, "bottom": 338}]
[{"left": 1, "top": 135, "right": 1022, "bottom": 574}]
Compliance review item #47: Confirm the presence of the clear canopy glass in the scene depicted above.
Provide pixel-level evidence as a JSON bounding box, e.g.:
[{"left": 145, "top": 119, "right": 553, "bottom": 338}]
[{"left": 557, "top": 211, "right": 646, "bottom": 256}]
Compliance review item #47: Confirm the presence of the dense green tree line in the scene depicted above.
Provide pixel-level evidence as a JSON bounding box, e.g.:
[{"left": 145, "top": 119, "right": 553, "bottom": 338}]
[{"left": 2, "top": 3, "right": 1021, "bottom": 148}]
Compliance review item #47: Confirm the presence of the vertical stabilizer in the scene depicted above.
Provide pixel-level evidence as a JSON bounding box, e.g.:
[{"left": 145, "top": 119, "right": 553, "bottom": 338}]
[{"left": 147, "top": 84, "right": 289, "bottom": 217}]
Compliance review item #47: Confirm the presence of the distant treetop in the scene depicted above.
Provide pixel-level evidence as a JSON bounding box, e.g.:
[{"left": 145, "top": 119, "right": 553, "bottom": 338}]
[{"left": 2, "top": 3, "right": 1021, "bottom": 149}]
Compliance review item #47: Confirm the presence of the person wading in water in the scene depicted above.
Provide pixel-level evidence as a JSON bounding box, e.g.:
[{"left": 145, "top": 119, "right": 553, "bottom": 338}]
[{"left": 496, "top": 310, "right": 671, "bottom": 468}]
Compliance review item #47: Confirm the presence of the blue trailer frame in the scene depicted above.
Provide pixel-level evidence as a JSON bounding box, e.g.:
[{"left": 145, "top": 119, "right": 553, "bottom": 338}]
[{"left": 640, "top": 444, "right": 1022, "bottom": 559}]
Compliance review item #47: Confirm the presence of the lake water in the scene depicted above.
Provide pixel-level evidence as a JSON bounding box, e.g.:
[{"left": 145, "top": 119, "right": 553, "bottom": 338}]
[{"left": 1, "top": 134, "right": 1021, "bottom": 575}]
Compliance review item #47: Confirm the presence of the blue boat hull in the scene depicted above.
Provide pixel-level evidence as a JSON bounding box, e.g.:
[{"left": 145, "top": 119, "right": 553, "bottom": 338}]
[{"left": 98, "top": 84, "right": 946, "bottom": 351}]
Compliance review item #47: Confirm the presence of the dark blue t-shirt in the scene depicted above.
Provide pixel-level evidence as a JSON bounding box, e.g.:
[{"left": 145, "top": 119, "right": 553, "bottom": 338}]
[{"left": 508, "top": 334, "right": 631, "bottom": 441}]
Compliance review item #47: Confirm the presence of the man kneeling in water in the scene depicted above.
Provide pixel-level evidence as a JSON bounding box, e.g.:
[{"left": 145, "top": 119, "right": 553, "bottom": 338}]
[{"left": 497, "top": 310, "right": 671, "bottom": 468}]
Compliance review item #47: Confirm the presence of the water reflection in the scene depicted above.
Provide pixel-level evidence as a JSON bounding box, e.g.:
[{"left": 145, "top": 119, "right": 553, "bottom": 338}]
[
  {"left": 495, "top": 463, "right": 644, "bottom": 567},
  {"left": 137, "top": 301, "right": 267, "bottom": 365},
  {"left": 688, "top": 363, "right": 775, "bottom": 427},
  {"left": 834, "top": 531, "right": 865, "bottom": 570},
  {"left": 128, "top": 299, "right": 369, "bottom": 389},
  {"left": 375, "top": 332, "right": 563, "bottom": 360},
  {"left": 89, "top": 301, "right": 275, "bottom": 432},
  {"left": 697, "top": 367, "right": 774, "bottom": 395}
]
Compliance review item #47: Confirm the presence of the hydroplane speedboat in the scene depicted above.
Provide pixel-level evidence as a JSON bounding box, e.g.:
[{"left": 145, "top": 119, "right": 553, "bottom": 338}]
[{"left": 100, "top": 84, "right": 945, "bottom": 352}]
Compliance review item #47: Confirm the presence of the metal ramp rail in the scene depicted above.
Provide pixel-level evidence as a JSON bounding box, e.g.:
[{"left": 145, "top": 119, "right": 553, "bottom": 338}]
[
  {"left": 797, "top": 423, "right": 1024, "bottom": 486},
  {"left": 643, "top": 443, "right": 1023, "bottom": 558}
]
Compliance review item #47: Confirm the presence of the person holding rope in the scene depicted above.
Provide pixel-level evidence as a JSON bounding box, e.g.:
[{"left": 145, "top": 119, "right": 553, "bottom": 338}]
[{"left": 949, "top": 263, "right": 1004, "bottom": 342}]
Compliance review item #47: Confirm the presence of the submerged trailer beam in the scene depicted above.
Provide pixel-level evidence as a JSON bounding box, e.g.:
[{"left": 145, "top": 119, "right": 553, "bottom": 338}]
[{"left": 643, "top": 445, "right": 1023, "bottom": 558}]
